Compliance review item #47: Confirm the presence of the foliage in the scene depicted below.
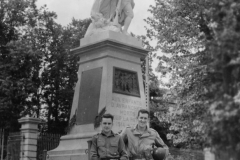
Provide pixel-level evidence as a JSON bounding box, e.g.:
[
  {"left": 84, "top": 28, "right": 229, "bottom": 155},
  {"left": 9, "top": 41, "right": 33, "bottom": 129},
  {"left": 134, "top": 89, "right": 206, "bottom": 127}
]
[
  {"left": 140, "top": 35, "right": 163, "bottom": 98},
  {"left": 39, "top": 18, "right": 91, "bottom": 133},
  {"left": 0, "top": 0, "right": 91, "bottom": 133},
  {"left": 145, "top": 0, "right": 213, "bottom": 149},
  {"left": 0, "top": 0, "right": 56, "bottom": 131},
  {"left": 146, "top": 0, "right": 240, "bottom": 153},
  {"left": 206, "top": 0, "right": 240, "bottom": 153}
]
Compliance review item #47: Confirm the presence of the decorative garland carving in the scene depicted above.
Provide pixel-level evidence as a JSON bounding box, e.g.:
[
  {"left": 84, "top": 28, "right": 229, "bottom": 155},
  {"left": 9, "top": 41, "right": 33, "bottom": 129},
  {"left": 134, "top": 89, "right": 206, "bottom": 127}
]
[
  {"left": 94, "top": 107, "right": 106, "bottom": 129},
  {"left": 66, "top": 109, "right": 77, "bottom": 133}
]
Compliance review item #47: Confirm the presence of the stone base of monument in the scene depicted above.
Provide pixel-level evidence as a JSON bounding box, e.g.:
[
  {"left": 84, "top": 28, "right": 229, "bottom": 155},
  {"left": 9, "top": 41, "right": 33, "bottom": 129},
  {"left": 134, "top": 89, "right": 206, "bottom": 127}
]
[
  {"left": 48, "top": 31, "right": 148, "bottom": 160},
  {"left": 47, "top": 132, "right": 95, "bottom": 160}
]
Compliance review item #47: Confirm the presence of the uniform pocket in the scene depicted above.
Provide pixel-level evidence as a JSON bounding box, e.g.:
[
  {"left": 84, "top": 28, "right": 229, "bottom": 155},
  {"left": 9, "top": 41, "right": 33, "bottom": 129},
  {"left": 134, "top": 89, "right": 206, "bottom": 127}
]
[
  {"left": 110, "top": 141, "right": 118, "bottom": 147},
  {"left": 109, "top": 141, "right": 119, "bottom": 155},
  {"left": 97, "top": 139, "right": 105, "bottom": 146},
  {"left": 97, "top": 138, "right": 106, "bottom": 156}
]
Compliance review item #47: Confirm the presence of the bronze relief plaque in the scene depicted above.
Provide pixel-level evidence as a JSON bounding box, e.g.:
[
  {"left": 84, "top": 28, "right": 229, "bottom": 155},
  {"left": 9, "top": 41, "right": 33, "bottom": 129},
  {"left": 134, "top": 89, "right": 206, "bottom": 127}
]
[{"left": 113, "top": 67, "right": 140, "bottom": 97}]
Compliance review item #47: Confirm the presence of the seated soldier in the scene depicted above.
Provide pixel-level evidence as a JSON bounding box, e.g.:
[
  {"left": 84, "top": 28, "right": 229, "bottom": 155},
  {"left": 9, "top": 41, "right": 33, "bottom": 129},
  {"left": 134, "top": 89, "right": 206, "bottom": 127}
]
[
  {"left": 90, "top": 113, "right": 128, "bottom": 160},
  {"left": 121, "top": 109, "right": 169, "bottom": 160}
]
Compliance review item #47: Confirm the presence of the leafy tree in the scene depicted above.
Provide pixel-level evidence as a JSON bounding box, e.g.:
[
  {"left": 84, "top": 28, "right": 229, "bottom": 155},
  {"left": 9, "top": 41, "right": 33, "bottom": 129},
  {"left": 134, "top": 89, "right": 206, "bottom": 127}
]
[
  {"left": 146, "top": 0, "right": 240, "bottom": 154},
  {"left": 0, "top": 0, "right": 56, "bottom": 131},
  {"left": 138, "top": 35, "right": 172, "bottom": 145},
  {"left": 139, "top": 35, "right": 163, "bottom": 98},
  {"left": 40, "top": 18, "right": 91, "bottom": 133},
  {"left": 206, "top": 0, "right": 240, "bottom": 155},
  {"left": 0, "top": 0, "right": 91, "bottom": 134},
  {"left": 145, "top": 0, "right": 212, "bottom": 148}
]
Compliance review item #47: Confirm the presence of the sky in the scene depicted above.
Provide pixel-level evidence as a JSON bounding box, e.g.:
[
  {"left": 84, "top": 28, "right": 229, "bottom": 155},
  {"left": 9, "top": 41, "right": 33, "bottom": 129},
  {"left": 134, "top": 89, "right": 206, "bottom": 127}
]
[
  {"left": 36, "top": 0, "right": 161, "bottom": 76},
  {"left": 36, "top": 0, "right": 156, "bottom": 36}
]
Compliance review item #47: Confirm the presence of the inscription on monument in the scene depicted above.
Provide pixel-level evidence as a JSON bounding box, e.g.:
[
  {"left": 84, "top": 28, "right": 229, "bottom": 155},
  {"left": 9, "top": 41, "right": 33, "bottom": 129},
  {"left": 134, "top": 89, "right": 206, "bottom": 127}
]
[
  {"left": 113, "top": 67, "right": 140, "bottom": 97},
  {"left": 111, "top": 95, "right": 144, "bottom": 129}
]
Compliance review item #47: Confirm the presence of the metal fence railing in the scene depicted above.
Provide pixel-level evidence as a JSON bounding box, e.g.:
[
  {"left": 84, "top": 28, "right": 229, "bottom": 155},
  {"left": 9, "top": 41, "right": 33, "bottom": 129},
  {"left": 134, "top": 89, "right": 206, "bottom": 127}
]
[
  {"left": 1, "top": 129, "right": 239, "bottom": 160},
  {"left": 7, "top": 132, "right": 21, "bottom": 160},
  {"left": 37, "top": 133, "right": 64, "bottom": 160},
  {"left": 0, "top": 129, "right": 6, "bottom": 160}
]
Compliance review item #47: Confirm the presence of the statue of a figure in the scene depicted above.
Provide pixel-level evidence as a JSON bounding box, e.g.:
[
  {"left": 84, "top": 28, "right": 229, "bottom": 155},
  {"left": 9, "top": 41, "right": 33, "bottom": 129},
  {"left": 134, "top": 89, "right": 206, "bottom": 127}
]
[{"left": 85, "top": 0, "right": 135, "bottom": 37}]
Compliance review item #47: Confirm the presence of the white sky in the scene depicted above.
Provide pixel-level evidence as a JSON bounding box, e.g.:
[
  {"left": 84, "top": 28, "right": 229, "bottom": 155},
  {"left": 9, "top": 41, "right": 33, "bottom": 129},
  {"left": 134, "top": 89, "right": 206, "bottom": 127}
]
[
  {"left": 36, "top": 0, "right": 156, "bottom": 36},
  {"left": 36, "top": 0, "right": 161, "bottom": 77}
]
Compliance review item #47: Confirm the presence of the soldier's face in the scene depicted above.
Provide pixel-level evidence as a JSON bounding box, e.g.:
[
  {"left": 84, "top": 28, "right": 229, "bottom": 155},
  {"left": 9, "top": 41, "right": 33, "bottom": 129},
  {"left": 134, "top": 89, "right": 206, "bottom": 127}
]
[
  {"left": 101, "top": 118, "right": 113, "bottom": 134},
  {"left": 137, "top": 113, "right": 149, "bottom": 128}
]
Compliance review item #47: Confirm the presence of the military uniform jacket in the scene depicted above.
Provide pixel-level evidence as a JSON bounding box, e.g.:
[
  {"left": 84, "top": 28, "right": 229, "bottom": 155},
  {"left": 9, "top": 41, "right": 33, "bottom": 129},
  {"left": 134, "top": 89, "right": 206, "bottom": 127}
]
[
  {"left": 90, "top": 131, "right": 128, "bottom": 160},
  {"left": 121, "top": 125, "right": 168, "bottom": 158}
]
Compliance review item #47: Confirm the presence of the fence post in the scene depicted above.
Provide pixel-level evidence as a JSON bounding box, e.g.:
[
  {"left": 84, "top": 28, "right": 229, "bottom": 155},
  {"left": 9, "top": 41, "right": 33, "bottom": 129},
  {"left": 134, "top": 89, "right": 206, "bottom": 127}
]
[
  {"left": 1, "top": 129, "right": 4, "bottom": 160},
  {"left": 42, "top": 150, "right": 47, "bottom": 160},
  {"left": 18, "top": 117, "right": 42, "bottom": 160}
]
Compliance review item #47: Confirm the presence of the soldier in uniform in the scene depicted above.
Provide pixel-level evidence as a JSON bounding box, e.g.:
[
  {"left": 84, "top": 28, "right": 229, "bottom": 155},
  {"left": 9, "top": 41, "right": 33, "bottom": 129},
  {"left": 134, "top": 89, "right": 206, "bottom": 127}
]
[
  {"left": 90, "top": 113, "right": 128, "bottom": 160},
  {"left": 121, "top": 109, "right": 169, "bottom": 160}
]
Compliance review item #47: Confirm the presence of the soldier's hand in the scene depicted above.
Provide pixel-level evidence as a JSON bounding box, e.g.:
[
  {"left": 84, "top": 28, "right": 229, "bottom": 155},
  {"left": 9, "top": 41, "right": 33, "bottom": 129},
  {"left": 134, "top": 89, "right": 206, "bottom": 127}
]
[
  {"left": 142, "top": 145, "right": 154, "bottom": 160},
  {"left": 145, "top": 145, "right": 153, "bottom": 151}
]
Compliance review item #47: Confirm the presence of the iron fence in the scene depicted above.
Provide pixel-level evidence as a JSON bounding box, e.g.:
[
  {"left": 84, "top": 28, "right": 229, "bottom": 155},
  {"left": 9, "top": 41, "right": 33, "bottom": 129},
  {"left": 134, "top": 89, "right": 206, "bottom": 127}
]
[
  {"left": 7, "top": 132, "right": 21, "bottom": 160},
  {"left": 2, "top": 129, "right": 238, "bottom": 160},
  {"left": 0, "top": 129, "right": 6, "bottom": 160},
  {"left": 37, "top": 133, "right": 63, "bottom": 160}
]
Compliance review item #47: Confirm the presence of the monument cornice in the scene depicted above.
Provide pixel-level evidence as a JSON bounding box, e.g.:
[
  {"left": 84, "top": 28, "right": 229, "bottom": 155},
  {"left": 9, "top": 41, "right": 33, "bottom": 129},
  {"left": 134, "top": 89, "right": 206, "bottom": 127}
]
[
  {"left": 71, "top": 39, "right": 149, "bottom": 58},
  {"left": 77, "top": 55, "right": 141, "bottom": 65}
]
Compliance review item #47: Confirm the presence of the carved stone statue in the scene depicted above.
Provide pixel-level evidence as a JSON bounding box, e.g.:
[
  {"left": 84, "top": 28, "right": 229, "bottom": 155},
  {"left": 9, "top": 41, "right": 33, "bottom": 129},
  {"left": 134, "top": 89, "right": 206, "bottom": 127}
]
[{"left": 85, "top": 0, "right": 135, "bottom": 37}]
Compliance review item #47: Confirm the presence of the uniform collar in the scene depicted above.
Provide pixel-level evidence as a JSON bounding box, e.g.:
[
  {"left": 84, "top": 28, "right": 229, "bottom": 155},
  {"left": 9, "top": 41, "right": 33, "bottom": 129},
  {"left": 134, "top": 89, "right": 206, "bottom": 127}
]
[
  {"left": 133, "top": 125, "right": 151, "bottom": 136},
  {"left": 101, "top": 130, "right": 115, "bottom": 137}
]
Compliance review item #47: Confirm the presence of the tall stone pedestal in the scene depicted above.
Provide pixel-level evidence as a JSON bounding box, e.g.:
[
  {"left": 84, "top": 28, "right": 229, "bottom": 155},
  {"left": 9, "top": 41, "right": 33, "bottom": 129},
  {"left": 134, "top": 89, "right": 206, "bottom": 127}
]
[{"left": 48, "top": 31, "right": 149, "bottom": 160}]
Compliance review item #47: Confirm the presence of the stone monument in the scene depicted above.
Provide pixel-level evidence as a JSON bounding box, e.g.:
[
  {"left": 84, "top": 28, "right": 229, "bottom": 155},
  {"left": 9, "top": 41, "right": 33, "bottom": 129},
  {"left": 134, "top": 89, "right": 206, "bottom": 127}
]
[
  {"left": 48, "top": 1, "right": 149, "bottom": 160},
  {"left": 85, "top": 0, "right": 135, "bottom": 36}
]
